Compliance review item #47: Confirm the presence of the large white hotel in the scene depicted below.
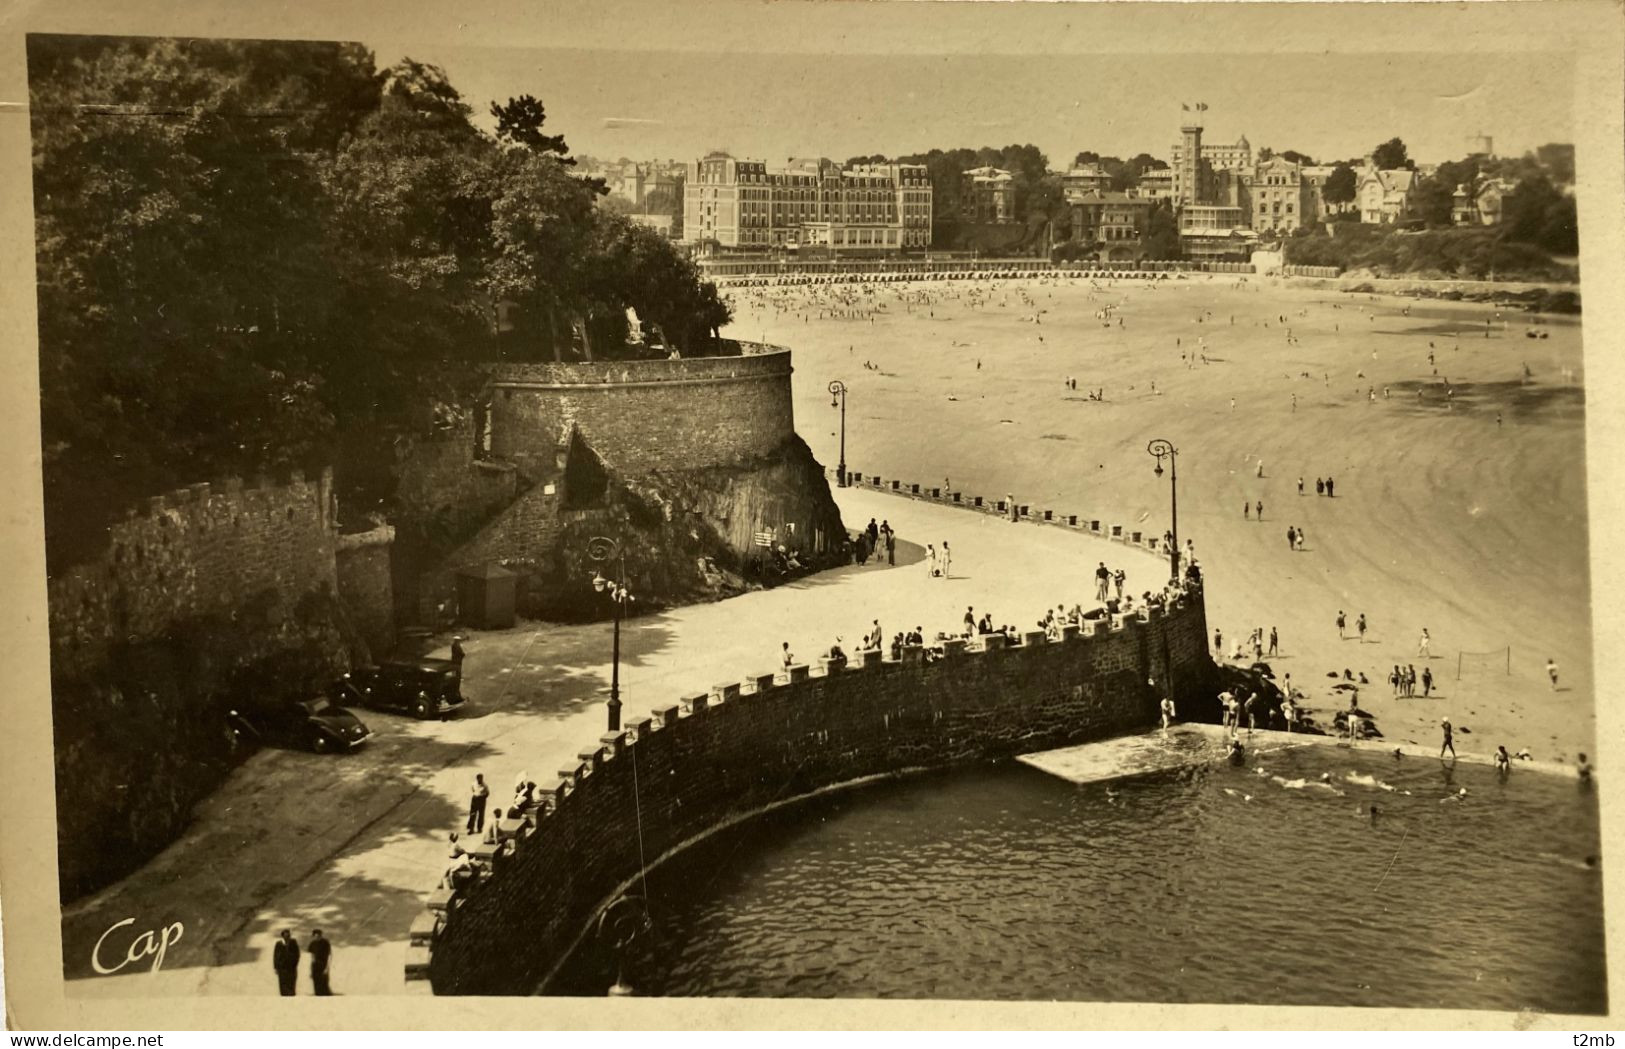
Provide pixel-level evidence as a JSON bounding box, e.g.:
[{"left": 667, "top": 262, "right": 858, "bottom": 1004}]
[{"left": 682, "top": 151, "right": 933, "bottom": 253}]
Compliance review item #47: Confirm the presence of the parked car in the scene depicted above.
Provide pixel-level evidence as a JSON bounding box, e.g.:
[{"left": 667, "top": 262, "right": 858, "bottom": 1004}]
[
  {"left": 228, "top": 696, "right": 372, "bottom": 754},
  {"left": 334, "top": 658, "right": 466, "bottom": 719}
]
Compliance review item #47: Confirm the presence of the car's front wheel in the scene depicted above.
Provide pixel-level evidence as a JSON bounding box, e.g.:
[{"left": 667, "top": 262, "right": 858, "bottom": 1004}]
[
  {"left": 310, "top": 732, "right": 332, "bottom": 754},
  {"left": 412, "top": 696, "right": 432, "bottom": 719}
]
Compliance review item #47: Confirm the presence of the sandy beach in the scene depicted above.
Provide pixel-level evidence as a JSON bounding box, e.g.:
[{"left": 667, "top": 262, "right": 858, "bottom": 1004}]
[{"left": 729, "top": 273, "right": 1592, "bottom": 763}]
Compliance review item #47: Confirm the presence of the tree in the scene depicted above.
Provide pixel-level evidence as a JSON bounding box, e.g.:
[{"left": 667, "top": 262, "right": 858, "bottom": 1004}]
[
  {"left": 1502, "top": 175, "right": 1577, "bottom": 254},
  {"left": 491, "top": 94, "right": 572, "bottom": 161},
  {"left": 1371, "top": 137, "right": 1413, "bottom": 171},
  {"left": 30, "top": 35, "right": 369, "bottom": 551},
  {"left": 1258, "top": 146, "right": 1275, "bottom": 162},
  {"left": 1410, "top": 176, "right": 1455, "bottom": 227},
  {"left": 1323, "top": 163, "right": 1358, "bottom": 205},
  {"left": 1534, "top": 143, "right": 1575, "bottom": 184},
  {"left": 1280, "top": 150, "right": 1316, "bottom": 166},
  {"left": 1143, "top": 201, "right": 1181, "bottom": 259}
]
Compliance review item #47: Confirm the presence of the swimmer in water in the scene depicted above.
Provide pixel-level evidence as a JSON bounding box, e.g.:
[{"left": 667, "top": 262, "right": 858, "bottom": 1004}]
[
  {"left": 1441, "top": 787, "right": 1469, "bottom": 803},
  {"left": 1346, "top": 771, "right": 1412, "bottom": 795}
]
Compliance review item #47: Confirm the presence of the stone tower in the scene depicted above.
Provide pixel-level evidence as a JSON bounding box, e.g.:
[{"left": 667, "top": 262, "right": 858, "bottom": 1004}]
[{"left": 1176, "top": 120, "right": 1205, "bottom": 210}]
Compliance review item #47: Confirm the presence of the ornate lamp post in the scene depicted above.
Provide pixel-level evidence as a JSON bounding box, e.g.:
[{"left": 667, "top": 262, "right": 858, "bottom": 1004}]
[
  {"left": 828, "top": 380, "right": 848, "bottom": 487},
  {"left": 588, "top": 536, "right": 633, "bottom": 732},
  {"left": 1146, "top": 438, "right": 1181, "bottom": 583}
]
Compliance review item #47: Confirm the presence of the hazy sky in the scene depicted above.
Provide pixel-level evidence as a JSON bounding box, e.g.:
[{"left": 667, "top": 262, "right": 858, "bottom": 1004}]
[
  {"left": 382, "top": 46, "right": 1575, "bottom": 168},
  {"left": 9, "top": 0, "right": 1583, "bottom": 166}
]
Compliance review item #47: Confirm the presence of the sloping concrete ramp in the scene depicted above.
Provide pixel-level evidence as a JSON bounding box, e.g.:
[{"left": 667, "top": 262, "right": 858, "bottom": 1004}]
[{"left": 1019, "top": 725, "right": 1304, "bottom": 785}]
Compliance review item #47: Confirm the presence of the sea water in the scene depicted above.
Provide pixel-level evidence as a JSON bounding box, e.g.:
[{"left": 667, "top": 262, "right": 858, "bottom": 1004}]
[{"left": 551, "top": 740, "right": 1604, "bottom": 1013}]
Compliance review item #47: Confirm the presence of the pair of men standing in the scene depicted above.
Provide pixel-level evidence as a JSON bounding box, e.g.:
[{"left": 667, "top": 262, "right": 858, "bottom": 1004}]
[{"left": 272, "top": 928, "right": 333, "bottom": 995}]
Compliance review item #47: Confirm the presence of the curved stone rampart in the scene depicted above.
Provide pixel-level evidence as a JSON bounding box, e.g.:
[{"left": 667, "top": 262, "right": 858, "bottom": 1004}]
[
  {"left": 406, "top": 583, "right": 1213, "bottom": 995},
  {"left": 486, "top": 349, "right": 795, "bottom": 472}
]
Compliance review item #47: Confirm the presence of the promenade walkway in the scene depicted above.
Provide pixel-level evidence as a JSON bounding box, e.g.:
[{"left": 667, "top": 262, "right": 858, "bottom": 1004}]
[{"left": 61, "top": 485, "right": 1164, "bottom": 998}]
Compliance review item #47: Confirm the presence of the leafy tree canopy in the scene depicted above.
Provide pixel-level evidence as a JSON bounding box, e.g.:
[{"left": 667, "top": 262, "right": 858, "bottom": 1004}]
[{"left": 28, "top": 34, "right": 729, "bottom": 564}]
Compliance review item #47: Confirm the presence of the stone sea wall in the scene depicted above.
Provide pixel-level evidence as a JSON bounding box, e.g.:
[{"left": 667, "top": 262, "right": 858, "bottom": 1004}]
[
  {"left": 408, "top": 586, "right": 1214, "bottom": 995},
  {"left": 46, "top": 468, "right": 384, "bottom": 898}
]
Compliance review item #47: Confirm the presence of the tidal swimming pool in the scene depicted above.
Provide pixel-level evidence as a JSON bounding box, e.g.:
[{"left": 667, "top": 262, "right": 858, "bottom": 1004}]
[{"left": 551, "top": 739, "right": 1605, "bottom": 1013}]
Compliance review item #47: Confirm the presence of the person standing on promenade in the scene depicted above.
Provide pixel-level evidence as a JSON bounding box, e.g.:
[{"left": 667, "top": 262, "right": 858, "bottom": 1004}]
[
  {"left": 941, "top": 541, "right": 952, "bottom": 580},
  {"left": 1096, "top": 562, "right": 1111, "bottom": 602},
  {"left": 273, "top": 930, "right": 300, "bottom": 997},
  {"left": 782, "top": 642, "right": 794, "bottom": 669},
  {"left": 466, "top": 773, "right": 489, "bottom": 834},
  {"left": 885, "top": 527, "right": 896, "bottom": 566},
  {"left": 307, "top": 930, "right": 333, "bottom": 996}
]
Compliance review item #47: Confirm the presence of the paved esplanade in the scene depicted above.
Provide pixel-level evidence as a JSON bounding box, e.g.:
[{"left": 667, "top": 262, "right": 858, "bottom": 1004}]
[{"left": 62, "top": 486, "right": 1165, "bottom": 998}]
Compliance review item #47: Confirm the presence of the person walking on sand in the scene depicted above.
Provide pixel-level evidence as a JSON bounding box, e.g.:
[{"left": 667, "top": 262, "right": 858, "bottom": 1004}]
[
  {"left": 1418, "top": 628, "right": 1431, "bottom": 658},
  {"left": 1256, "top": 459, "right": 1264, "bottom": 478},
  {"left": 1268, "top": 626, "right": 1279, "bottom": 657},
  {"left": 1286, "top": 525, "right": 1296, "bottom": 550},
  {"left": 1326, "top": 476, "right": 1336, "bottom": 498},
  {"left": 1357, "top": 613, "right": 1368, "bottom": 642},
  {"left": 1422, "top": 665, "right": 1433, "bottom": 697},
  {"left": 1547, "top": 658, "right": 1559, "bottom": 690},
  {"left": 1298, "top": 477, "right": 1305, "bottom": 496},
  {"left": 1244, "top": 501, "right": 1250, "bottom": 521},
  {"left": 1255, "top": 500, "right": 1263, "bottom": 521},
  {"left": 1440, "top": 718, "right": 1456, "bottom": 759},
  {"left": 1337, "top": 610, "right": 1347, "bottom": 639},
  {"left": 1214, "top": 627, "right": 1224, "bottom": 655},
  {"left": 1315, "top": 477, "right": 1324, "bottom": 496}
]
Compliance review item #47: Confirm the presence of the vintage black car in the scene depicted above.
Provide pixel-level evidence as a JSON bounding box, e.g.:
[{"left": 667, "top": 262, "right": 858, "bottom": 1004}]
[
  {"left": 334, "top": 658, "right": 466, "bottom": 719},
  {"left": 228, "top": 696, "right": 372, "bottom": 754}
]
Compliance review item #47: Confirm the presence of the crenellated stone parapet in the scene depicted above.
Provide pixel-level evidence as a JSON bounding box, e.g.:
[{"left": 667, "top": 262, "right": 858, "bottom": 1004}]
[{"left": 408, "top": 583, "right": 1213, "bottom": 995}]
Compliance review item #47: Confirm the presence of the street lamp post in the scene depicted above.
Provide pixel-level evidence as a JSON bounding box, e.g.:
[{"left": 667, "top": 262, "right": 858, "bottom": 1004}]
[
  {"left": 588, "top": 536, "right": 633, "bottom": 732},
  {"left": 1147, "top": 438, "right": 1180, "bottom": 583},
  {"left": 828, "top": 380, "right": 848, "bottom": 487}
]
